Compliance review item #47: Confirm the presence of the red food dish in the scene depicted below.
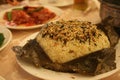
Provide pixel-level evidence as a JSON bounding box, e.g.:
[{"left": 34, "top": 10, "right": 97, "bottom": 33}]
[{"left": 3, "top": 6, "right": 56, "bottom": 27}]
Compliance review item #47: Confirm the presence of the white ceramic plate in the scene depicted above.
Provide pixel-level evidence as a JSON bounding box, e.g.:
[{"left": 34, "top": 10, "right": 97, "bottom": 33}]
[
  {"left": 16, "top": 32, "right": 120, "bottom": 80},
  {"left": 0, "top": 5, "right": 63, "bottom": 30},
  {"left": 39, "top": 0, "right": 73, "bottom": 7},
  {"left": 0, "top": 26, "right": 12, "bottom": 51}
]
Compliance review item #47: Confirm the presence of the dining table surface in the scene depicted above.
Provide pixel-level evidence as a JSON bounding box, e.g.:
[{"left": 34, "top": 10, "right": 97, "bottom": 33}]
[{"left": 0, "top": 0, "right": 120, "bottom": 80}]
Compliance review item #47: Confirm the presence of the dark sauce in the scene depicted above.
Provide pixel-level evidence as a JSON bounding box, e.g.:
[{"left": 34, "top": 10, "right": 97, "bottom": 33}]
[
  {"left": 103, "top": 0, "right": 120, "bottom": 6},
  {"left": 114, "top": 27, "right": 120, "bottom": 36}
]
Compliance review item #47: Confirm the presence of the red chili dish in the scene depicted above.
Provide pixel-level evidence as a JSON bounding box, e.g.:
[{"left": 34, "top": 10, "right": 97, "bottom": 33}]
[{"left": 3, "top": 6, "right": 56, "bottom": 27}]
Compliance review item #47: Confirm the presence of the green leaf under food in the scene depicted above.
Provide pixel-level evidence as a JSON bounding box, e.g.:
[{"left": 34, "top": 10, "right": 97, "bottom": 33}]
[
  {"left": 0, "top": 33, "right": 5, "bottom": 47},
  {"left": 12, "top": 8, "right": 23, "bottom": 10},
  {"left": 7, "top": 12, "right": 12, "bottom": 21},
  {"left": 28, "top": 7, "right": 44, "bottom": 14},
  {"left": 34, "top": 7, "right": 44, "bottom": 12}
]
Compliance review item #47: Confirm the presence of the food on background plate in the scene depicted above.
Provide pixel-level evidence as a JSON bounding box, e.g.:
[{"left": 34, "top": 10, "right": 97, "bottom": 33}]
[
  {"left": 6, "top": 0, "right": 22, "bottom": 5},
  {"left": 0, "top": 33, "right": 5, "bottom": 47},
  {"left": 13, "top": 19, "right": 119, "bottom": 75},
  {"left": 3, "top": 6, "right": 56, "bottom": 27}
]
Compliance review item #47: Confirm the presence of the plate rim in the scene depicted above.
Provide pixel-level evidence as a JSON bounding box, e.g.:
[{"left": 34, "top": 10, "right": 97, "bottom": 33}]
[
  {"left": 39, "top": 0, "right": 74, "bottom": 7},
  {"left": 0, "top": 26, "right": 12, "bottom": 51}
]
